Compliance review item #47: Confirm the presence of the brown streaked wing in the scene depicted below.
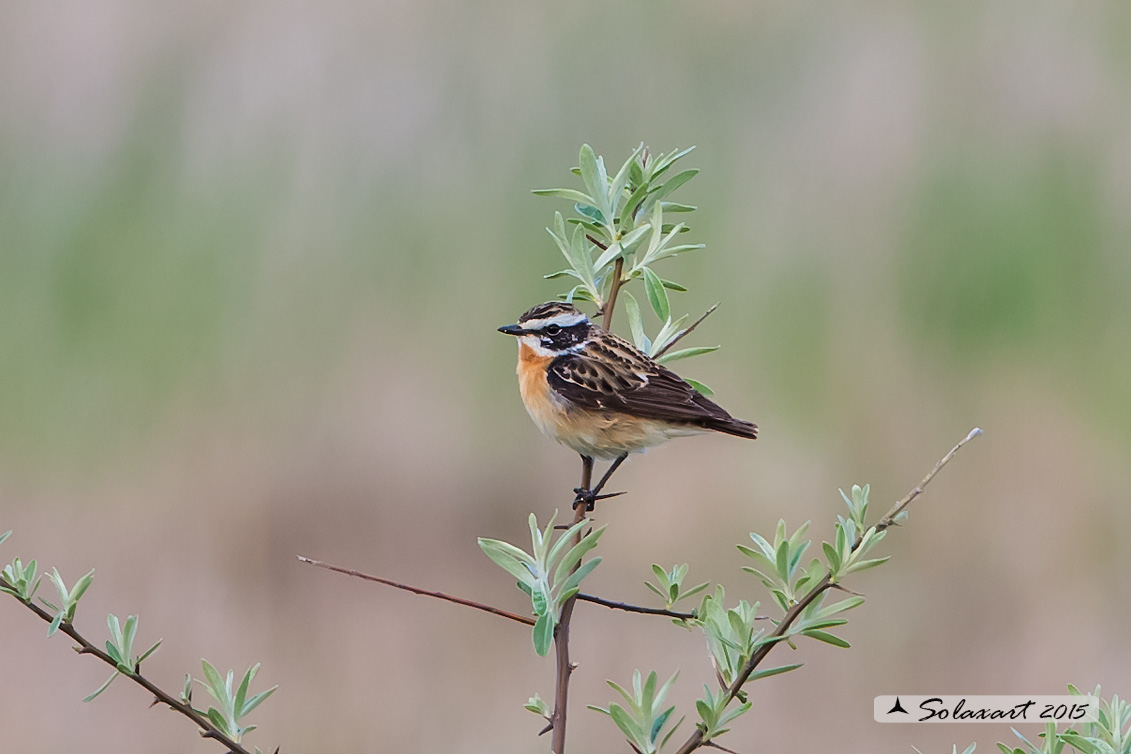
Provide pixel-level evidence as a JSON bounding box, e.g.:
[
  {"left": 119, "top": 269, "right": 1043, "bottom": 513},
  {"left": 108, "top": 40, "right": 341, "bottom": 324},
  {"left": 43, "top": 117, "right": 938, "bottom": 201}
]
[{"left": 547, "top": 337, "right": 735, "bottom": 425}]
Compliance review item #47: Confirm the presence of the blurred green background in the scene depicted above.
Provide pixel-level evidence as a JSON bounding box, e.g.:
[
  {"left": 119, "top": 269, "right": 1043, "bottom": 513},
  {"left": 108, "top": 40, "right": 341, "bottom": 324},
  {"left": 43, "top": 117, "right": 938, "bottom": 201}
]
[{"left": 1, "top": 1, "right": 1129, "bottom": 752}]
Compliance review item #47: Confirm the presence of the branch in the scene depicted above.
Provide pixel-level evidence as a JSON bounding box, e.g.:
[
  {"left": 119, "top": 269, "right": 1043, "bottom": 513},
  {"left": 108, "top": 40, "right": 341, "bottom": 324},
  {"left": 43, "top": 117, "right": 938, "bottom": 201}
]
[
  {"left": 653, "top": 302, "right": 719, "bottom": 359},
  {"left": 549, "top": 458, "right": 595, "bottom": 753},
  {"left": 673, "top": 427, "right": 983, "bottom": 754},
  {"left": 296, "top": 556, "right": 535, "bottom": 627},
  {"left": 600, "top": 257, "right": 626, "bottom": 331},
  {"left": 576, "top": 593, "right": 696, "bottom": 621},
  {"left": 1, "top": 590, "right": 257, "bottom": 754}
]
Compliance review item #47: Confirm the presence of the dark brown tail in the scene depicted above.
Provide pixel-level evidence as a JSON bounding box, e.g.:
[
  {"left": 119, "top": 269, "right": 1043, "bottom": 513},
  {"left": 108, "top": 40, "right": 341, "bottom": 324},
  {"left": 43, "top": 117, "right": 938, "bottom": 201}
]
[{"left": 704, "top": 417, "right": 758, "bottom": 439}]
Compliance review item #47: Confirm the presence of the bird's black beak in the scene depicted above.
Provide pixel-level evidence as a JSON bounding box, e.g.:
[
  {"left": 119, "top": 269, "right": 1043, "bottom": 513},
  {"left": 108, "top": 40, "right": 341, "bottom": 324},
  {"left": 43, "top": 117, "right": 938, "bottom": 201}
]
[{"left": 498, "top": 324, "right": 529, "bottom": 336}]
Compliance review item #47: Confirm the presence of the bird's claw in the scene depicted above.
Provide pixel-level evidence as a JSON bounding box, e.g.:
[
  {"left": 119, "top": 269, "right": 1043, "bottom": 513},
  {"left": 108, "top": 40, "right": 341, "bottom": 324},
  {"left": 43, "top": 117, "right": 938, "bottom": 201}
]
[
  {"left": 572, "top": 488, "right": 626, "bottom": 511},
  {"left": 572, "top": 488, "right": 596, "bottom": 511}
]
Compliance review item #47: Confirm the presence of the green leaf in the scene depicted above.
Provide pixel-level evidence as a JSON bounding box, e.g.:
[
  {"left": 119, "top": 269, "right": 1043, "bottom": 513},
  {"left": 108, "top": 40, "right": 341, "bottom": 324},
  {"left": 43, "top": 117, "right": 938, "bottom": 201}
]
[
  {"left": 652, "top": 169, "right": 699, "bottom": 202},
  {"left": 680, "top": 582, "right": 710, "bottom": 602},
  {"left": 200, "top": 659, "right": 226, "bottom": 700},
  {"left": 239, "top": 686, "right": 277, "bottom": 718},
  {"left": 574, "top": 202, "right": 606, "bottom": 226},
  {"left": 656, "top": 346, "right": 719, "bottom": 365},
  {"left": 0, "top": 531, "right": 10, "bottom": 546},
  {"left": 47, "top": 612, "right": 63, "bottom": 637},
  {"left": 685, "top": 379, "right": 713, "bottom": 396},
  {"left": 552, "top": 525, "right": 606, "bottom": 587},
  {"left": 558, "top": 556, "right": 602, "bottom": 601},
  {"left": 533, "top": 613, "right": 555, "bottom": 657},
  {"left": 83, "top": 671, "right": 121, "bottom": 702},
  {"left": 136, "top": 639, "right": 162, "bottom": 666},
  {"left": 206, "top": 707, "right": 229, "bottom": 735},
  {"left": 623, "top": 292, "right": 650, "bottom": 352},
  {"left": 660, "top": 278, "right": 687, "bottom": 291},
  {"left": 642, "top": 267, "right": 670, "bottom": 321},
  {"left": 532, "top": 188, "right": 595, "bottom": 205},
  {"left": 845, "top": 556, "right": 891, "bottom": 574},
  {"left": 477, "top": 538, "right": 537, "bottom": 586},
  {"left": 803, "top": 630, "right": 851, "bottom": 648},
  {"left": 69, "top": 569, "right": 95, "bottom": 605},
  {"left": 234, "top": 664, "right": 256, "bottom": 717},
  {"left": 749, "top": 663, "right": 804, "bottom": 681},
  {"left": 578, "top": 145, "right": 604, "bottom": 213}
]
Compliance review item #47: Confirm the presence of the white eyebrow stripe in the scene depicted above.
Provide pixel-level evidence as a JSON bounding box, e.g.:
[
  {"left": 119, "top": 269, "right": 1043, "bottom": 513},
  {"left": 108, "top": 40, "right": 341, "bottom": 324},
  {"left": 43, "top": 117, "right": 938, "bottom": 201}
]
[{"left": 523, "top": 313, "right": 587, "bottom": 329}]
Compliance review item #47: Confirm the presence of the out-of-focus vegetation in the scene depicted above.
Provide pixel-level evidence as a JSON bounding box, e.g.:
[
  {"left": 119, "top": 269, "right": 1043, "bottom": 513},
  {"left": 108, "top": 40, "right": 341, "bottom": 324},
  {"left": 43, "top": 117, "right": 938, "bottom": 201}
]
[{"left": 1, "top": 2, "right": 1128, "bottom": 753}]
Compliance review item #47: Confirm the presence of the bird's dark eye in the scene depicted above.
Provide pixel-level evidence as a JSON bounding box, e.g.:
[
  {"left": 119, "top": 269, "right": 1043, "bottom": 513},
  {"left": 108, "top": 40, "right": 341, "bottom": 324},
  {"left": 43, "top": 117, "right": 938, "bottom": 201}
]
[{"left": 545, "top": 325, "right": 562, "bottom": 336}]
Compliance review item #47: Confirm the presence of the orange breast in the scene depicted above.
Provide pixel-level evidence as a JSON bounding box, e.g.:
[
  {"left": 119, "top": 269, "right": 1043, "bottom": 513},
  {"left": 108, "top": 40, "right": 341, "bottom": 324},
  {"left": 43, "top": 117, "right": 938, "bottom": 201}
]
[{"left": 517, "top": 344, "right": 564, "bottom": 438}]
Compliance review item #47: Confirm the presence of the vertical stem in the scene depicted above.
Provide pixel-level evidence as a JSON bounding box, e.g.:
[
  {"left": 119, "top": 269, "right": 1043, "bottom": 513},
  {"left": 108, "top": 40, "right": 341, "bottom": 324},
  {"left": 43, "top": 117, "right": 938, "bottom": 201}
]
[
  {"left": 602, "top": 257, "right": 625, "bottom": 331},
  {"left": 550, "top": 457, "right": 594, "bottom": 753}
]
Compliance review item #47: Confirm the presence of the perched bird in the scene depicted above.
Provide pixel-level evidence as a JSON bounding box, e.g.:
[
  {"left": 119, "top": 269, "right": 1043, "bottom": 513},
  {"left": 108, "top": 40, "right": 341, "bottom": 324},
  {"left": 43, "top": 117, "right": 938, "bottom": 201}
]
[{"left": 498, "top": 302, "right": 757, "bottom": 506}]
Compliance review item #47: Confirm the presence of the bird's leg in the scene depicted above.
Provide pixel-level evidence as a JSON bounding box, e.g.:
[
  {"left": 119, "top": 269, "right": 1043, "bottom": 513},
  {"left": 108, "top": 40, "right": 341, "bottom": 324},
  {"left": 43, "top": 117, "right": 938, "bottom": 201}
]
[
  {"left": 574, "top": 453, "right": 628, "bottom": 511},
  {"left": 591, "top": 453, "right": 627, "bottom": 497},
  {"left": 572, "top": 455, "right": 595, "bottom": 511}
]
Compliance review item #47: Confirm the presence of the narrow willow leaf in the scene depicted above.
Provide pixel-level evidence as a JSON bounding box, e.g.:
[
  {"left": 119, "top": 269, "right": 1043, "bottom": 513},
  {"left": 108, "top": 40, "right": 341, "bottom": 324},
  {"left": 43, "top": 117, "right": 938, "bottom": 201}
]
[
  {"left": 578, "top": 145, "right": 603, "bottom": 213},
  {"left": 749, "top": 663, "right": 805, "bottom": 682},
  {"left": 574, "top": 202, "right": 606, "bottom": 225},
  {"left": 609, "top": 704, "right": 643, "bottom": 741},
  {"left": 552, "top": 525, "right": 606, "bottom": 587},
  {"left": 592, "top": 241, "right": 624, "bottom": 273},
  {"left": 685, "top": 379, "right": 713, "bottom": 396},
  {"left": 655, "top": 346, "right": 719, "bottom": 364},
  {"left": 803, "top": 630, "right": 851, "bottom": 648},
  {"left": 660, "top": 278, "right": 687, "bottom": 291},
  {"left": 83, "top": 671, "right": 120, "bottom": 702},
  {"left": 532, "top": 613, "right": 555, "bottom": 656},
  {"left": 652, "top": 169, "right": 699, "bottom": 203},
  {"left": 206, "top": 707, "right": 229, "bottom": 735},
  {"left": 478, "top": 540, "right": 538, "bottom": 587},
  {"left": 200, "top": 660, "right": 226, "bottom": 700},
  {"left": 137, "top": 639, "right": 162, "bottom": 666},
  {"left": 0, "top": 531, "right": 10, "bottom": 546},
  {"left": 240, "top": 686, "right": 277, "bottom": 718},
  {"left": 558, "top": 557, "right": 601, "bottom": 601},
  {"left": 846, "top": 556, "right": 891, "bottom": 574},
  {"left": 642, "top": 267, "right": 670, "bottom": 322},
  {"left": 623, "top": 292, "right": 650, "bottom": 352},
  {"left": 532, "top": 188, "right": 595, "bottom": 205}
]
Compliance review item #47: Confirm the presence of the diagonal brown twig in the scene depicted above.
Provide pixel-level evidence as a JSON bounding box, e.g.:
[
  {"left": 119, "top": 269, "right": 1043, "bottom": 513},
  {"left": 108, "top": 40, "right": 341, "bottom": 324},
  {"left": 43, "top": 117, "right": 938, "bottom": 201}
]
[
  {"left": 672, "top": 427, "right": 983, "bottom": 754},
  {"left": 296, "top": 556, "right": 536, "bottom": 626},
  {"left": 653, "top": 302, "right": 719, "bottom": 359},
  {"left": 0, "top": 588, "right": 259, "bottom": 754}
]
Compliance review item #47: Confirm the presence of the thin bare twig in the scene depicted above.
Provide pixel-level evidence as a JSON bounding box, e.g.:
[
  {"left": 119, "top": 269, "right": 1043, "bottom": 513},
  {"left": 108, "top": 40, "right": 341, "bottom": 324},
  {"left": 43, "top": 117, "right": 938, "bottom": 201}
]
[
  {"left": 704, "top": 742, "right": 744, "bottom": 754},
  {"left": 0, "top": 590, "right": 258, "bottom": 754},
  {"left": 296, "top": 556, "right": 536, "bottom": 627},
  {"left": 672, "top": 427, "right": 983, "bottom": 754},
  {"left": 653, "top": 303, "right": 719, "bottom": 359},
  {"left": 576, "top": 593, "right": 696, "bottom": 621}
]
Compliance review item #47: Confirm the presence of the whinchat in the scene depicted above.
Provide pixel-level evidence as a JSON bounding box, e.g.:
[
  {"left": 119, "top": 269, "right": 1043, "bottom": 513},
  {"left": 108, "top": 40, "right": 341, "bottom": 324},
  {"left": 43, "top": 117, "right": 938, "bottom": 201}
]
[{"left": 499, "top": 302, "right": 757, "bottom": 506}]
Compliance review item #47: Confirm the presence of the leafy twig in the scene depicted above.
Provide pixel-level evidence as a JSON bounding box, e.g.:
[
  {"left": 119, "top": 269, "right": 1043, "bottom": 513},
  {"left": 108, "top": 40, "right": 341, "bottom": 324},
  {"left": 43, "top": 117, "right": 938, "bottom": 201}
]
[
  {"left": 0, "top": 585, "right": 259, "bottom": 754},
  {"left": 653, "top": 303, "right": 718, "bottom": 359},
  {"left": 672, "top": 427, "right": 983, "bottom": 754}
]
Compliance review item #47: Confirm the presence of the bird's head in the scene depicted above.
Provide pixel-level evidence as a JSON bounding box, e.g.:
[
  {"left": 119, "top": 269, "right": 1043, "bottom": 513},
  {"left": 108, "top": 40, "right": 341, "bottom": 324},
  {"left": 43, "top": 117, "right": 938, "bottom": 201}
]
[{"left": 498, "top": 302, "right": 593, "bottom": 356}]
